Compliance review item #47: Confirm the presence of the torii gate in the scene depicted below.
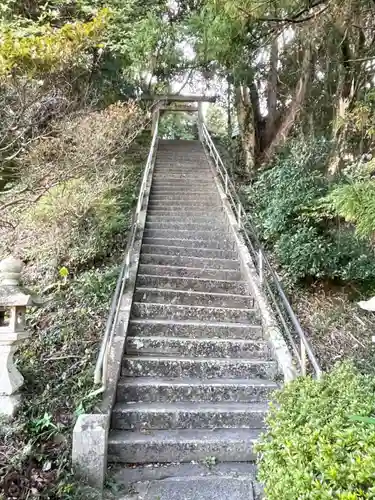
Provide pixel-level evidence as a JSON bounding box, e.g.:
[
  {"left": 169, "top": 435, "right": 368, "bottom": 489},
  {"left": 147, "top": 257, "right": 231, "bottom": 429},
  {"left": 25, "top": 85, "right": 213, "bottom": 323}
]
[{"left": 141, "top": 94, "right": 217, "bottom": 137}]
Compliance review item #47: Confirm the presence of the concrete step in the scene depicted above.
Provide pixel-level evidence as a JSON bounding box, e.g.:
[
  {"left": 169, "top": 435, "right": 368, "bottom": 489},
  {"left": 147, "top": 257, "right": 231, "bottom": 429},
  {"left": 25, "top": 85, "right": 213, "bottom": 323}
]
[
  {"left": 136, "top": 275, "right": 248, "bottom": 295},
  {"left": 152, "top": 174, "right": 212, "bottom": 179},
  {"left": 108, "top": 462, "right": 259, "bottom": 497},
  {"left": 146, "top": 215, "right": 225, "bottom": 223},
  {"left": 111, "top": 401, "right": 268, "bottom": 430},
  {"left": 128, "top": 319, "right": 263, "bottom": 339},
  {"left": 108, "top": 428, "right": 259, "bottom": 463},
  {"left": 147, "top": 208, "right": 222, "bottom": 215},
  {"left": 140, "top": 253, "right": 240, "bottom": 270},
  {"left": 151, "top": 179, "right": 213, "bottom": 185},
  {"left": 138, "top": 264, "right": 241, "bottom": 280},
  {"left": 131, "top": 302, "right": 259, "bottom": 323},
  {"left": 151, "top": 181, "right": 214, "bottom": 187},
  {"left": 141, "top": 244, "right": 236, "bottom": 259},
  {"left": 122, "top": 356, "right": 277, "bottom": 379},
  {"left": 116, "top": 377, "right": 277, "bottom": 403},
  {"left": 150, "top": 190, "right": 218, "bottom": 198},
  {"left": 145, "top": 221, "right": 226, "bottom": 231},
  {"left": 111, "top": 475, "right": 255, "bottom": 500},
  {"left": 133, "top": 287, "right": 254, "bottom": 309},
  {"left": 151, "top": 186, "right": 217, "bottom": 193},
  {"left": 126, "top": 336, "right": 270, "bottom": 359},
  {"left": 148, "top": 197, "right": 220, "bottom": 205},
  {"left": 142, "top": 237, "right": 233, "bottom": 251},
  {"left": 143, "top": 229, "right": 232, "bottom": 242},
  {"left": 147, "top": 203, "right": 222, "bottom": 211},
  {"left": 149, "top": 192, "right": 218, "bottom": 199}
]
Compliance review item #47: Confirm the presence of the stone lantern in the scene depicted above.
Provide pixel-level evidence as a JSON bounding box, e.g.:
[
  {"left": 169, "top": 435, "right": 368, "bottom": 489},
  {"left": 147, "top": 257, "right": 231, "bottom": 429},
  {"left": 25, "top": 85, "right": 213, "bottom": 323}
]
[{"left": 0, "top": 256, "right": 38, "bottom": 417}]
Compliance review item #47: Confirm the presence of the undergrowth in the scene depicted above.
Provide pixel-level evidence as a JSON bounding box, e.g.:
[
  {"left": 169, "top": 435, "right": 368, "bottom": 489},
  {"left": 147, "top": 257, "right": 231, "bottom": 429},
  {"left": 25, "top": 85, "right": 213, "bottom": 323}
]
[{"left": 0, "top": 130, "right": 148, "bottom": 499}]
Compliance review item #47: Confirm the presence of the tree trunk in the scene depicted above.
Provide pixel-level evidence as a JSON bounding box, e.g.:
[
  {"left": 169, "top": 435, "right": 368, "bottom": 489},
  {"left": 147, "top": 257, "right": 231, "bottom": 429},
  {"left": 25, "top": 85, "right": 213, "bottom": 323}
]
[
  {"left": 262, "top": 43, "right": 313, "bottom": 164},
  {"left": 234, "top": 85, "right": 254, "bottom": 172},
  {"left": 265, "top": 36, "right": 279, "bottom": 146},
  {"left": 328, "top": 24, "right": 363, "bottom": 174}
]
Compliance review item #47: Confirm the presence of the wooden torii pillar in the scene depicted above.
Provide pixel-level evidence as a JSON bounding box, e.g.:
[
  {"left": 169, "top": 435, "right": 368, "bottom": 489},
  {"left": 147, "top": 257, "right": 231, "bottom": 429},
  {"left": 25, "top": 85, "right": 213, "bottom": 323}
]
[{"left": 141, "top": 94, "right": 217, "bottom": 138}]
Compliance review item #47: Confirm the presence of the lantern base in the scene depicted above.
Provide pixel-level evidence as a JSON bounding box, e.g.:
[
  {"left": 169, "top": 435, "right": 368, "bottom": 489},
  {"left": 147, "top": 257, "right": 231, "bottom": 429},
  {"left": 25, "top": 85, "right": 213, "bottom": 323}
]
[{"left": 0, "top": 393, "right": 21, "bottom": 418}]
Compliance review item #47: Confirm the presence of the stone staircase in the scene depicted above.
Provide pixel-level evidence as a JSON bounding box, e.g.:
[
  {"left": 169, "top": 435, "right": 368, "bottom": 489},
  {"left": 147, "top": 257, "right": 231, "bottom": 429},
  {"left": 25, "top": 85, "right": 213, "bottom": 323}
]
[{"left": 107, "top": 140, "right": 279, "bottom": 499}]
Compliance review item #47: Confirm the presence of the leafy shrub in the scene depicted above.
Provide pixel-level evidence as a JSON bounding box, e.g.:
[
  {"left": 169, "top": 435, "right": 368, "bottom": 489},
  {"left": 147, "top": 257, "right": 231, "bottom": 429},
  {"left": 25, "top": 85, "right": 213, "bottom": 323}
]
[
  {"left": 324, "top": 159, "right": 375, "bottom": 237},
  {"left": 247, "top": 137, "right": 375, "bottom": 283},
  {"left": 0, "top": 9, "right": 108, "bottom": 76},
  {"left": 276, "top": 227, "right": 375, "bottom": 282},
  {"left": 248, "top": 137, "right": 330, "bottom": 241},
  {"left": 256, "top": 363, "right": 375, "bottom": 499}
]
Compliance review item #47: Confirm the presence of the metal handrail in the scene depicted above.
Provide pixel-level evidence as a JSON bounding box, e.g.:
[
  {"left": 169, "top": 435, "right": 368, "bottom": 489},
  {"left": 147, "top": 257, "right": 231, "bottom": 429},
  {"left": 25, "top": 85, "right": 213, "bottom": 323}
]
[
  {"left": 93, "top": 113, "right": 160, "bottom": 388},
  {"left": 200, "top": 122, "right": 322, "bottom": 379}
]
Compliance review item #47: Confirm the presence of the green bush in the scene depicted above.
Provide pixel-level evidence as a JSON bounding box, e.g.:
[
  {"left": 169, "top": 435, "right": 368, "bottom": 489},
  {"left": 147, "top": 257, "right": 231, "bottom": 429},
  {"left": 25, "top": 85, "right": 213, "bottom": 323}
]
[
  {"left": 248, "top": 137, "right": 330, "bottom": 241},
  {"left": 324, "top": 159, "right": 375, "bottom": 238},
  {"left": 246, "top": 137, "right": 375, "bottom": 283},
  {"left": 275, "top": 226, "right": 375, "bottom": 282},
  {"left": 256, "top": 363, "right": 375, "bottom": 499}
]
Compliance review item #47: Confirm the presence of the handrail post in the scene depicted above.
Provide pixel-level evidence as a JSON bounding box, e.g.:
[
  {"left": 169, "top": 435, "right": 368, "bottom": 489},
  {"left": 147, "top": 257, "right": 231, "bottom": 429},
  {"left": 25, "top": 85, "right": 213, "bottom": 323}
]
[
  {"left": 151, "top": 109, "right": 159, "bottom": 137},
  {"left": 236, "top": 202, "right": 242, "bottom": 228},
  {"left": 225, "top": 172, "right": 228, "bottom": 195},
  {"left": 198, "top": 102, "right": 204, "bottom": 140},
  {"left": 259, "top": 249, "right": 263, "bottom": 285},
  {"left": 300, "top": 339, "right": 307, "bottom": 376}
]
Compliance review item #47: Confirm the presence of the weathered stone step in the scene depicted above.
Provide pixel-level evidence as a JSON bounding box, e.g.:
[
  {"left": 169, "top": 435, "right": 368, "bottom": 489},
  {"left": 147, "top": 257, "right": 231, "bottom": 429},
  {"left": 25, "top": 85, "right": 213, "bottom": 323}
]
[
  {"left": 126, "top": 335, "right": 269, "bottom": 359},
  {"left": 122, "top": 356, "right": 277, "bottom": 379},
  {"left": 147, "top": 207, "right": 222, "bottom": 216},
  {"left": 136, "top": 275, "right": 248, "bottom": 295},
  {"left": 152, "top": 179, "right": 212, "bottom": 185},
  {"left": 150, "top": 190, "right": 218, "bottom": 197},
  {"left": 108, "top": 428, "right": 260, "bottom": 463},
  {"left": 142, "top": 237, "right": 233, "bottom": 251},
  {"left": 141, "top": 244, "right": 236, "bottom": 259},
  {"left": 151, "top": 190, "right": 218, "bottom": 197},
  {"left": 131, "top": 302, "right": 259, "bottom": 323},
  {"left": 114, "top": 475, "right": 255, "bottom": 500},
  {"left": 133, "top": 287, "right": 254, "bottom": 309},
  {"left": 152, "top": 173, "right": 212, "bottom": 179},
  {"left": 147, "top": 210, "right": 222, "bottom": 218},
  {"left": 149, "top": 196, "right": 219, "bottom": 205},
  {"left": 108, "top": 472, "right": 255, "bottom": 500},
  {"left": 151, "top": 185, "right": 217, "bottom": 192},
  {"left": 138, "top": 264, "right": 241, "bottom": 280},
  {"left": 148, "top": 205, "right": 221, "bottom": 212},
  {"left": 151, "top": 181, "right": 214, "bottom": 187},
  {"left": 116, "top": 377, "right": 277, "bottom": 403},
  {"left": 108, "top": 462, "right": 259, "bottom": 494},
  {"left": 140, "top": 253, "right": 240, "bottom": 271},
  {"left": 111, "top": 401, "right": 268, "bottom": 430},
  {"left": 128, "top": 318, "right": 263, "bottom": 339},
  {"left": 145, "top": 221, "right": 226, "bottom": 231},
  {"left": 147, "top": 203, "right": 222, "bottom": 212},
  {"left": 143, "top": 229, "right": 232, "bottom": 242},
  {"left": 146, "top": 215, "right": 224, "bottom": 224}
]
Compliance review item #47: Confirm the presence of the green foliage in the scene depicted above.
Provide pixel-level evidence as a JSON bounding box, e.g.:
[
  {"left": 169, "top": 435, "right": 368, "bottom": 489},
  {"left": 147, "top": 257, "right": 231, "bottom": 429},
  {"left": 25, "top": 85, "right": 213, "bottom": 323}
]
[
  {"left": 0, "top": 9, "right": 108, "bottom": 76},
  {"left": 205, "top": 104, "right": 227, "bottom": 137},
  {"left": 159, "top": 112, "right": 197, "bottom": 140},
  {"left": 249, "top": 138, "right": 330, "bottom": 240},
  {"left": 324, "top": 160, "right": 375, "bottom": 237},
  {"left": 256, "top": 362, "right": 375, "bottom": 499},
  {"left": 247, "top": 137, "right": 375, "bottom": 283}
]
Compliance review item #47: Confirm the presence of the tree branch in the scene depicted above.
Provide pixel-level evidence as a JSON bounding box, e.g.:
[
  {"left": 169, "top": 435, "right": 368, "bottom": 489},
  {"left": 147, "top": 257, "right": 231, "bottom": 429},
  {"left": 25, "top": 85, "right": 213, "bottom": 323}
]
[{"left": 239, "top": 0, "right": 328, "bottom": 24}]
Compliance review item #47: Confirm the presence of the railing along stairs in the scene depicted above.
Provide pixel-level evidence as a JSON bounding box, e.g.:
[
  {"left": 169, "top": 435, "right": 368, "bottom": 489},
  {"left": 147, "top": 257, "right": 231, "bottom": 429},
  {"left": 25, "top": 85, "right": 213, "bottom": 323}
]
[{"left": 94, "top": 111, "right": 321, "bottom": 393}]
